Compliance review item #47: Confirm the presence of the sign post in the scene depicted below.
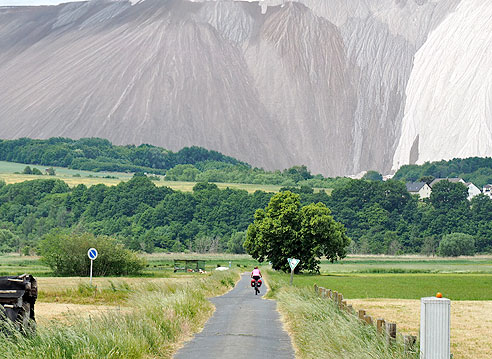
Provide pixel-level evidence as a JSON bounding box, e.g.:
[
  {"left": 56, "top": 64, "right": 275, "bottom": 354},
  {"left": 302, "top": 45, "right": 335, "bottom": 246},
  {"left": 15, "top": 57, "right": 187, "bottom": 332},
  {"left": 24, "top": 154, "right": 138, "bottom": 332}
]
[
  {"left": 287, "top": 258, "right": 300, "bottom": 285},
  {"left": 87, "top": 248, "right": 98, "bottom": 286}
]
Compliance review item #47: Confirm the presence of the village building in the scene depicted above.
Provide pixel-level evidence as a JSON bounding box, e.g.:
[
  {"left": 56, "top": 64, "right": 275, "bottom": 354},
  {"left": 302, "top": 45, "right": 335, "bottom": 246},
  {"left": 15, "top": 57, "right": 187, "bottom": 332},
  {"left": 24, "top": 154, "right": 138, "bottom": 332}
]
[
  {"left": 483, "top": 184, "right": 492, "bottom": 199},
  {"left": 465, "top": 182, "right": 482, "bottom": 200},
  {"left": 406, "top": 182, "right": 432, "bottom": 199}
]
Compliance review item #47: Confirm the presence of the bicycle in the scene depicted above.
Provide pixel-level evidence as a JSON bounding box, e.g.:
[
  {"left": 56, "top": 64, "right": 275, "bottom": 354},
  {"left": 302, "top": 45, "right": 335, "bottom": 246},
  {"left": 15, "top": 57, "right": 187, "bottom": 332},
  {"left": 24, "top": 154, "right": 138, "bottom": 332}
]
[{"left": 250, "top": 277, "right": 262, "bottom": 295}]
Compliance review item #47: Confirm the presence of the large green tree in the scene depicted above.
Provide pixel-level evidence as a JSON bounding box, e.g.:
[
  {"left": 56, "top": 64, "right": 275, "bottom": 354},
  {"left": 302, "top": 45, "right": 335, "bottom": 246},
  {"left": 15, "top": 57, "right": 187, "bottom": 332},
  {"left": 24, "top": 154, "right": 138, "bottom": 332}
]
[
  {"left": 430, "top": 180, "right": 469, "bottom": 210},
  {"left": 244, "top": 191, "right": 350, "bottom": 273}
]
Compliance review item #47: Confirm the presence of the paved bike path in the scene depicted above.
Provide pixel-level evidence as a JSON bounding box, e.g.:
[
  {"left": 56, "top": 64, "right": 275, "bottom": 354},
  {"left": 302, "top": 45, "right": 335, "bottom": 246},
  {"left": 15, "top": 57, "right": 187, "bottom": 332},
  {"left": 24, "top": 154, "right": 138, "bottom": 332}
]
[{"left": 174, "top": 273, "right": 295, "bottom": 359}]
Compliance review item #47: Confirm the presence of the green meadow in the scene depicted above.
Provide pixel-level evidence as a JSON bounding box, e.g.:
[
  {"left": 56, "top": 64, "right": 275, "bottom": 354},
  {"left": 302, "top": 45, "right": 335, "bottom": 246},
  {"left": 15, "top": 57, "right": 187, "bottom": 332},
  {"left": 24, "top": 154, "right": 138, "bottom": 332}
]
[
  {"left": 318, "top": 255, "right": 492, "bottom": 274},
  {"left": 265, "top": 255, "right": 492, "bottom": 301},
  {"left": 267, "top": 272, "right": 492, "bottom": 301}
]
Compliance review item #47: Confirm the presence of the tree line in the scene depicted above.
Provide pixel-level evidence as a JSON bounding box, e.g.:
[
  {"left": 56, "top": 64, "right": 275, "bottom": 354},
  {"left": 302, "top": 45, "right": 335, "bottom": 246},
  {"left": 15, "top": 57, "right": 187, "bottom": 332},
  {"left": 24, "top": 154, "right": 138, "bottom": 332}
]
[
  {"left": 2, "top": 138, "right": 492, "bottom": 189},
  {"left": 394, "top": 157, "right": 492, "bottom": 187},
  {"left": 0, "top": 176, "right": 491, "bottom": 257}
]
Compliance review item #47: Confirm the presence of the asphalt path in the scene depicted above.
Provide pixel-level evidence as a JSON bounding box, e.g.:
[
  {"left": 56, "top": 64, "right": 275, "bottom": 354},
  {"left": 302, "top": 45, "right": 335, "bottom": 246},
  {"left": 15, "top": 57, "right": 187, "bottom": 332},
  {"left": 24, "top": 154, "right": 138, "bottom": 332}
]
[{"left": 174, "top": 273, "right": 295, "bottom": 359}]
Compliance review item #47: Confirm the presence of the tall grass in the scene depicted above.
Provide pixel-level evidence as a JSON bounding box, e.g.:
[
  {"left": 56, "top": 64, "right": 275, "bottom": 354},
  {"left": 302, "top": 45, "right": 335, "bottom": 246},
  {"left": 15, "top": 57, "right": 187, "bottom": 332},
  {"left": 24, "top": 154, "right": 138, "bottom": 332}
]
[
  {"left": 0, "top": 271, "right": 238, "bottom": 359},
  {"left": 266, "top": 272, "right": 418, "bottom": 359}
]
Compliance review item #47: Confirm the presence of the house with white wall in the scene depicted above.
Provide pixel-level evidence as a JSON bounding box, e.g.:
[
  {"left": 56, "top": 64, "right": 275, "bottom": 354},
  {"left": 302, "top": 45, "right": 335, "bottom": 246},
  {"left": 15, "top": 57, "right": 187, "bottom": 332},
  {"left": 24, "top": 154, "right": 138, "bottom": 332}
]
[
  {"left": 465, "top": 182, "right": 482, "bottom": 200},
  {"left": 483, "top": 184, "right": 492, "bottom": 199},
  {"left": 406, "top": 182, "right": 432, "bottom": 199}
]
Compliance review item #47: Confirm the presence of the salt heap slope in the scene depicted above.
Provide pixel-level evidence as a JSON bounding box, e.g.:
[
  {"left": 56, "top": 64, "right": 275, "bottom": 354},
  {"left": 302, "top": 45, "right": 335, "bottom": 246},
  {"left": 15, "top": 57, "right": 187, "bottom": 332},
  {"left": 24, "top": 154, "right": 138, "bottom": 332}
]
[
  {"left": 0, "top": 0, "right": 489, "bottom": 175},
  {"left": 393, "top": 0, "right": 492, "bottom": 169}
]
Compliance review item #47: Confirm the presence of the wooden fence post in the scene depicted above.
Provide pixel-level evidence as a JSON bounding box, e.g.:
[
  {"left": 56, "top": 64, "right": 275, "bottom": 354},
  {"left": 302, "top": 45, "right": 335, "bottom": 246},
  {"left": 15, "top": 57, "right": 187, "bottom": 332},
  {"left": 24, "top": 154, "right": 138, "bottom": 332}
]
[
  {"left": 327, "top": 289, "right": 332, "bottom": 299},
  {"left": 404, "top": 335, "right": 417, "bottom": 351},
  {"left": 377, "top": 319, "right": 385, "bottom": 334},
  {"left": 386, "top": 323, "right": 397, "bottom": 345},
  {"left": 347, "top": 304, "right": 354, "bottom": 314},
  {"left": 314, "top": 284, "right": 318, "bottom": 294},
  {"left": 333, "top": 291, "right": 338, "bottom": 302},
  {"left": 364, "top": 315, "right": 373, "bottom": 325},
  {"left": 358, "top": 309, "right": 366, "bottom": 321}
]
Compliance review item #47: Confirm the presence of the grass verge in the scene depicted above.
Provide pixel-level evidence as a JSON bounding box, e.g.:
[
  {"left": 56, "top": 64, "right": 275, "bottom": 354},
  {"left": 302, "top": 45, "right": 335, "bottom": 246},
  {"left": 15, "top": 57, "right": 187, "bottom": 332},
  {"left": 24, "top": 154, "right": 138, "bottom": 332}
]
[
  {"left": 0, "top": 270, "right": 238, "bottom": 359},
  {"left": 265, "top": 271, "right": 418, "bottom": 359}
]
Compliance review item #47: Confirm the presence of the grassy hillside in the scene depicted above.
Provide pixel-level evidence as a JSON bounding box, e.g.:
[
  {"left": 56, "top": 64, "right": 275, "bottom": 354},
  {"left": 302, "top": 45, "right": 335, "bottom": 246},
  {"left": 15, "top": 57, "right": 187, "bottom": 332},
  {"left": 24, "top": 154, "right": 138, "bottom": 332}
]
[{"left": 0, "top": 161, "right": 283, "bottom": 193}]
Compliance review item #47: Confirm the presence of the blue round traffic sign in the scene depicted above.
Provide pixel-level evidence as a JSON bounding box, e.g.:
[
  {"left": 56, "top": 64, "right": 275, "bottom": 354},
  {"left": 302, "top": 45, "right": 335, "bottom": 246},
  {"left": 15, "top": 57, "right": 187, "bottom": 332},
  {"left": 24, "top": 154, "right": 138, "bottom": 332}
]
[{"left": 88, "top": 248, "right": 98, "bottom": 260}]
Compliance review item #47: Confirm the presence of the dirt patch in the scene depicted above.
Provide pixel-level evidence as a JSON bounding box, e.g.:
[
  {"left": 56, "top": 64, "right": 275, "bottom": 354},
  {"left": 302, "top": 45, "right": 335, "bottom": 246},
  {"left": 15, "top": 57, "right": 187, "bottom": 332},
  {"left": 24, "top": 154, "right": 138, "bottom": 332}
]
[
  {"left": 348, "top": 298, "right": 492, "bottom": 359},
  {"left": 35, "top": 302, "right": 127, "bottom": 325}
]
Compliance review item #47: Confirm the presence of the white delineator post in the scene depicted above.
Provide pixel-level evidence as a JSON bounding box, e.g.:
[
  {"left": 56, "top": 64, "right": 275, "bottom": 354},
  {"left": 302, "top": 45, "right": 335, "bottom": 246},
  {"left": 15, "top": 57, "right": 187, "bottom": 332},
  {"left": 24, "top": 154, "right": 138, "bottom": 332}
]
[{"left": 420, "top": 297, "right": 451, "bottom": 359}]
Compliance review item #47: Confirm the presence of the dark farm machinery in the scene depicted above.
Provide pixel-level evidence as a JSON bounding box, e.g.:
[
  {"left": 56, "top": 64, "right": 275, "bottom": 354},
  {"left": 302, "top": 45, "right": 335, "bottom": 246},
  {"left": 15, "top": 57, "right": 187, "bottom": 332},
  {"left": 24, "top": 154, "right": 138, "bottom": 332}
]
[{"left": 0, "top": 274, "right": 37, "bottom": 333}]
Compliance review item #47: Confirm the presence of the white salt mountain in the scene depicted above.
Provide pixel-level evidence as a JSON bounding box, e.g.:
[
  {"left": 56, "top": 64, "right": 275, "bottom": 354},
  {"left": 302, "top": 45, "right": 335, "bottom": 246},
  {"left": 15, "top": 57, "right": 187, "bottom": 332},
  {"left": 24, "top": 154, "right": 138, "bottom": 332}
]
[
  {"left": 0, "top": 0, "right": 489, "bottom": 176},
  {"left": 392, "top": 0, "right": 492, "bottom": 170}
]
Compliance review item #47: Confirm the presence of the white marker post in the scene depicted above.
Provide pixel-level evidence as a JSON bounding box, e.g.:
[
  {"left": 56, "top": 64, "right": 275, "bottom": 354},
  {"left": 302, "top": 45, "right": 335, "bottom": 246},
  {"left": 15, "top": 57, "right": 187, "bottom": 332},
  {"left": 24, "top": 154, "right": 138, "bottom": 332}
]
[
  {"left": 420, "top": 296, "right": 451, "bottom": 359},
  {"left": 87, "top": 248, "right": 98, "bottom": 286},
  {"left": 288, "top": 258, "right": 300, "bottom": 285}
]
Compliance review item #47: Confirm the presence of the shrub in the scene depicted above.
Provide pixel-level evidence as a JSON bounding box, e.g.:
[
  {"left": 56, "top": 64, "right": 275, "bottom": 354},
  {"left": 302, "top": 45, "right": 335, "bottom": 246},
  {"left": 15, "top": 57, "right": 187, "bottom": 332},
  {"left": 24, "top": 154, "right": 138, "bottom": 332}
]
[
  {"left": 438, "top": 233, "right": 475, "bottom": 257},
  {"left": 45, "top": 167, "right": 56, "bottom": 176},
  {"left": 39, "top": 231, "right": 146, "bottom": 276},
  {"left": 32, "top": 167, "right": 43, "bottom": 175}
]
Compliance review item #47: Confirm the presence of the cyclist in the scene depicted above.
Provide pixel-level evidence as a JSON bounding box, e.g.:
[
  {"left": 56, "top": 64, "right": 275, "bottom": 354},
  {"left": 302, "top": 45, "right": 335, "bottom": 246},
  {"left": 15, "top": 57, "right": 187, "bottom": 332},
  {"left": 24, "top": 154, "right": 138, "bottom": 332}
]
[
  {"left": 251, "top": 266, "right": 262, "bottom": 280},
  {"left": 251, "top": 266, "right": 262, "bottom": 294}
]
